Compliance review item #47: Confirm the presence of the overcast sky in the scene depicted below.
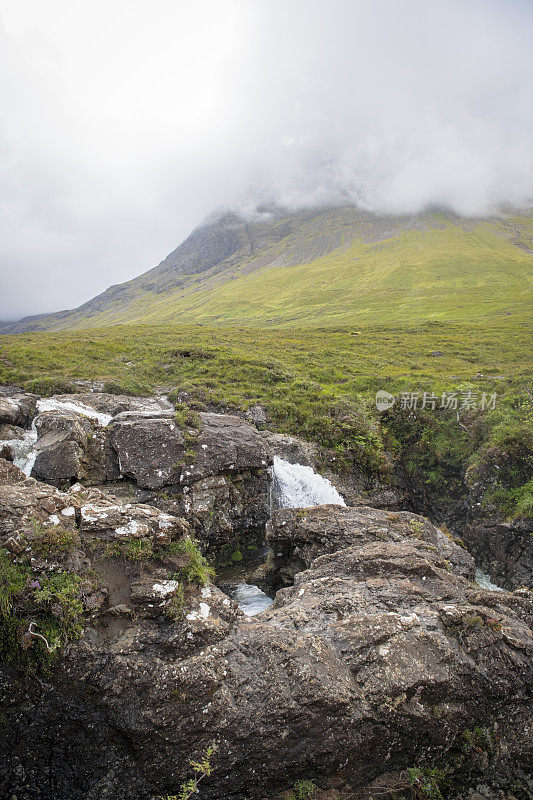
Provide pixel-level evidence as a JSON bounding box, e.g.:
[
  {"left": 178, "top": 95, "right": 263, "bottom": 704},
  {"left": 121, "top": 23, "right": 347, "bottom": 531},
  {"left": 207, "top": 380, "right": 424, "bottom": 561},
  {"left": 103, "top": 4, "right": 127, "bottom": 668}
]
[{"left": 1, "top": 0, "right": 532, "bottom": 320}]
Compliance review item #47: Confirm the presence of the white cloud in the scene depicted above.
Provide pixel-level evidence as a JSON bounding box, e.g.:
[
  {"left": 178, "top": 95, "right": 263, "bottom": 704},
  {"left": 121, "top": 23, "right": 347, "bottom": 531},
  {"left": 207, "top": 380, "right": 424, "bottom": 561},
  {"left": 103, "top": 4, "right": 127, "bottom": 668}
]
[{"left": 0, "top": 0, "right": 532, "bottom": 318}]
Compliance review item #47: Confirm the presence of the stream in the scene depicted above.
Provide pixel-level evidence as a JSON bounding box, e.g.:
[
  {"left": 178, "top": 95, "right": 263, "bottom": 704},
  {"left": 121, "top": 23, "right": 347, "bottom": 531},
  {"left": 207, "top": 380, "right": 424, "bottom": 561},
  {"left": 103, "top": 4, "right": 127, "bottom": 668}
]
[
  {"left": 1, "top": 401, "right": 506, "bottom": 610},
  {"left": 227, "top": 456, "right": 347, "bottom": 615}
]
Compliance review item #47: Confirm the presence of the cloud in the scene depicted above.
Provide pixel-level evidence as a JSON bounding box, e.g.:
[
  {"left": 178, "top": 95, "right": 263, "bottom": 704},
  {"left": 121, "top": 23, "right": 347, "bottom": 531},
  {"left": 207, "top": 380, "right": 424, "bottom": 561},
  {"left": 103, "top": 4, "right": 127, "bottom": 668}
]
[{"left": 0, "top": 0, "right": 532, "bottom": 319}]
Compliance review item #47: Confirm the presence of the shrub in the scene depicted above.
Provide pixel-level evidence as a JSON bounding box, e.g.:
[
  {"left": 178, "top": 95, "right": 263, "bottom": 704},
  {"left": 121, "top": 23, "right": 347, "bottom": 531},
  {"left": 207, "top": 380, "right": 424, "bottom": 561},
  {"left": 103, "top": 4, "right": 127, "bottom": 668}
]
[
  {"left": 0, "top": 547, "right": 85, "bottom": 672},
  {"left": 31, "top": 522, "right": 77, "bottom": 559},
  {"left": 23, "top": 376, "right": 77, "bottom": 396}
]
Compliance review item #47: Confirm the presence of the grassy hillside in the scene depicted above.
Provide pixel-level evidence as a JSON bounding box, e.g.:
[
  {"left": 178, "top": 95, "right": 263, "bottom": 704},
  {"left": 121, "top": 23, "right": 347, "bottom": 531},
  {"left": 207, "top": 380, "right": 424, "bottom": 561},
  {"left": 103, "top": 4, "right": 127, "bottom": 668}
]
[
  {"left": 3, "top": 207, "right": 532, "bottom": 332},
  {"left": 166, "top": 221, "right": 533, "bottom": 326},
  {"left": 1, "top": 320, "right": 531, "bottom": 519}
]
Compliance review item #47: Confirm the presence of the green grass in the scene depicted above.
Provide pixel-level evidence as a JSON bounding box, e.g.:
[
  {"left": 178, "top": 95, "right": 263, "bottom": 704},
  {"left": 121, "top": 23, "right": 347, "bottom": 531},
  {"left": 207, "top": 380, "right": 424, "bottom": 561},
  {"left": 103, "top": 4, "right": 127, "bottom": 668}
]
[
  {"left": 1, "top": 320, "right": 531, "bottom": 517},
  {"left": 20, "top": 211, "right": 533, "bottom": 331}
]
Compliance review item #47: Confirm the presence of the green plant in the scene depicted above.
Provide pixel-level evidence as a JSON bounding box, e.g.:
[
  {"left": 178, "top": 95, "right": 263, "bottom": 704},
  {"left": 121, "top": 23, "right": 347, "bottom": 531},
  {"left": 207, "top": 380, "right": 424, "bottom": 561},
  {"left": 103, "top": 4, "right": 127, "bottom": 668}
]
[
  {"left": 164, "top": 537, "right": 214, "bottom": 586},
  {"left": 0, "top": 547, "right": 86, "bottom": 672},
  {"left": 405, "top": 767, "right": 446, "bottom": 799},
  {"left": 104, "top": 537, "right": 154, "bottom": 561},
  {"left": 31, "top": 521, "right": 77, "bottom": 559},
  {"left": 160, "top": 742, "right": 217, "bottom": 800},
  {"left": 292, "top": 779, "right": 318, "bottom": 799},
  {"left": 164, "top": 582, "right": 186, "bottom": 620}
]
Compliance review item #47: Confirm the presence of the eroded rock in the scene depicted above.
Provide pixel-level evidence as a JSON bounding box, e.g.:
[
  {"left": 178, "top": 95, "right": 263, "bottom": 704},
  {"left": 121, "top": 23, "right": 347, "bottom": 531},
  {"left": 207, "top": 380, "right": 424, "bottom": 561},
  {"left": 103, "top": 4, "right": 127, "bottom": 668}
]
[{"left": 0, "top": 464, "right": 531, "bottom": 800}]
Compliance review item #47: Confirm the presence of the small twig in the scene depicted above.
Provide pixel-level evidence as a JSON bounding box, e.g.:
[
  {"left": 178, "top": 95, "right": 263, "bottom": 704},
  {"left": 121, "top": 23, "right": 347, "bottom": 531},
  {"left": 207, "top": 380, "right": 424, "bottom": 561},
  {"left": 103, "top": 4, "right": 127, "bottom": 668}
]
[
  {"left": 28, "top": 621, "right": 54, "bottom": 652},
  {"left": 456, "top": 412, "right": 471, "bottom": 436}
]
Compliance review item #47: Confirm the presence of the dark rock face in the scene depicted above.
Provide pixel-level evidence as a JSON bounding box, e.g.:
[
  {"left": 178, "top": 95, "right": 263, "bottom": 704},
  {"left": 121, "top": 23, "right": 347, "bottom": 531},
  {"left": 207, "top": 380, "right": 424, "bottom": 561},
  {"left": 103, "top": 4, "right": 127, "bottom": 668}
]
[
  {"left": 0, "top": 394, "right": 37, "bottom": 427},
  {"left": 109, "top": 413, "right": 184, "bottom": 489},
  {"left": 462, "top": 515, "right": 532, "bottom": 589},
  {"left": 1, "top": 465, "right": 531, "bottom": 800},
  {"left": 32, "top": 411, "right": 92, "bottom": 485},
  {"left": 0, "top": 396, "right": 273, "bottom": 555},
  {"left": 264, "top": 505, "right": 475, "bottom": 591}
]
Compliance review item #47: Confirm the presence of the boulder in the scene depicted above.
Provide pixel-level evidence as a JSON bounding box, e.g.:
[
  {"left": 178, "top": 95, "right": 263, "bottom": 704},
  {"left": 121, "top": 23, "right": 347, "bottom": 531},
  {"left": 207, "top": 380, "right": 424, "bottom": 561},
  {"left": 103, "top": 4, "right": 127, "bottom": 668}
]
[
  {"left": 109, "top": 412, "right": 184, "bottom": 489},
  {"left": 31, "top": 411, "right": 92, "bottom": 486},
  {"left": 182, "top": 412, "right": 271, "bottom": 485},
  {"left": 264, "top": 505, "right": 475, "bottom": 590},
  {"left": 0, "top": 394, "right": 38, "bottom": 427}
]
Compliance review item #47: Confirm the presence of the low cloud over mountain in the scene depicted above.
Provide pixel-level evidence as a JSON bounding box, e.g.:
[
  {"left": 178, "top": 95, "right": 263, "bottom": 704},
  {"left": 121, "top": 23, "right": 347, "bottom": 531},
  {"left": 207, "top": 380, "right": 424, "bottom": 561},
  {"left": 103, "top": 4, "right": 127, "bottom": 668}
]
[{"left": 1, "top": 0, "right": 532, "bottom": 319}]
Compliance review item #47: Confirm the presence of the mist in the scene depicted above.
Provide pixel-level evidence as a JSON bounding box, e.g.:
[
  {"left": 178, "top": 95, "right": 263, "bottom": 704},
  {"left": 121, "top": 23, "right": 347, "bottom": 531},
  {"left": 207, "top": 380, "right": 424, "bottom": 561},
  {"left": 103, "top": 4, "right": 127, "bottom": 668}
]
[{"left": 0, "top": 0, "right": 532, "bottom": 320}]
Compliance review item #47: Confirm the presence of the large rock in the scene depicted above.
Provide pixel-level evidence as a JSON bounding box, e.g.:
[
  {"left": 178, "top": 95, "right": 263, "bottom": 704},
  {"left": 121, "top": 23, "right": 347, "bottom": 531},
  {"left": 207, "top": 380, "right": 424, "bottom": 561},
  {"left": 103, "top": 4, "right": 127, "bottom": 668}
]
[
  {"left": 109, "top": 411, "right": 272, "bottom": 550},
  {"left": 0, "top": 394, "right": 37, "bottom": 427},
  {"left": 263, "top": 505, "right": 475, "bottom": 590},
  {"left": 31, "top": 411, "right": 92, "bottom": 486},
  {"left": 0, "top": 466, "right": 531, "bottom": 800},
  {"left": 109, "top": 412, "right": 184, "bottom": 489}
]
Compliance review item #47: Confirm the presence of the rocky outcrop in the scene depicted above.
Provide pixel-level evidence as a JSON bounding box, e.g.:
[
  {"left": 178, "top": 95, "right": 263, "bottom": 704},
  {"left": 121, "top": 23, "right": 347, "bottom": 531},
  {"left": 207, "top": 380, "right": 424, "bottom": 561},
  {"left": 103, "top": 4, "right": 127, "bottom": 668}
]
[
  {"left": 0, "top": 395, "right": 273, "bottom": 555},
  {"left": 1, "top": 462, "right": 531, "bottom": 800},
  {"left": 263, "top": 505, "right": 475, "bottom": 590},
  {"left": 0, "top": 394, "right": 37, "bottom": 428}
]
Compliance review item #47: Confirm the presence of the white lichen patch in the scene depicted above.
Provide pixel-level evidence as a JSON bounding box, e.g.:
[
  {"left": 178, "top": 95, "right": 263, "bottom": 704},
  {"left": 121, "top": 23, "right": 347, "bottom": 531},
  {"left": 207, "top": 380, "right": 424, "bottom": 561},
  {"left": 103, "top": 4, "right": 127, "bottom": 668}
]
[
  {"left": 115, "top": 520, "right": 147, "bottom": 538},
  {"left": 61, "top": 506, "right": 75, "bottom": 517},
  {"left": 186, "top": 602, "right": 211, "bottom": 621},
  {"left": 47, "top": 514, "right": 61, "bottom": 526},
  {"left": 152, "top": 580, "right": 181, "bottom": 598}
]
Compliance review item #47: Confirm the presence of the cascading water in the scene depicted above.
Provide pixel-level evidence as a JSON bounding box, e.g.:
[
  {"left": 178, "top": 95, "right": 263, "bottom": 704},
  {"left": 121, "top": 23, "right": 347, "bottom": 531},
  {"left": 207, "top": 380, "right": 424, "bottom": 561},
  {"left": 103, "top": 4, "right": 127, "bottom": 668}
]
[
  {"left": 474, "top": 567, "right": 504, "bottom": 592},
  {"left": 4, "top": 422, "right": 39, "bottom": 476},
  {"left": 36, "top": 397, "right": 114, "bottom": 427},
  {"left": 271, "top": 455, "right": 346, "bottom": 508},
  {"left": 231, "top": 583, "right": 274, "bottom": 616},
  {"left": 228, "top": 457, "right": 346, "bottom": 616},
  {"left": 0, "top": 395, "right": 172, "bottom": 477}
]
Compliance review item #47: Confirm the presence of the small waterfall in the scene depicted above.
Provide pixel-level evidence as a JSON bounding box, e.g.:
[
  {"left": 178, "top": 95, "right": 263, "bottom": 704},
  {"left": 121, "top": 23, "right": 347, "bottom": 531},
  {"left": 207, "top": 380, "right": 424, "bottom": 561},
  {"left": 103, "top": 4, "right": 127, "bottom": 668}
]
[
  {"left": 2, "top": 421, "right": 39, "bottom": 476},
  {"left": 0, "top": 395, "right": 172, "bottom": 477},
  {"left": 36, "top": 397, "right": 114, "bottom": 427},
  {"left": 272, "top": 455, "right": 346, "bottom": 509},
  {"left": 231, "top": 583, "right": 274, "bottom": 616},
  {"left": 475, "top": 567, "right": 504, "bottom": 592}
]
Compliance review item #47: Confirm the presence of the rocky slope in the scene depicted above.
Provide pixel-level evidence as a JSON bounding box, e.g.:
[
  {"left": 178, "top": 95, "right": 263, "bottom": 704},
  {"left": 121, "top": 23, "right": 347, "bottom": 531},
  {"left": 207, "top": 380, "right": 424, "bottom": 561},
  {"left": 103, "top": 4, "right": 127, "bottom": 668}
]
[
  {"left": 2, "top": 205, "right": 532, "bottom": 331},
  {"left": 0, "top": 392, "right": 532, "bottom": 799}
]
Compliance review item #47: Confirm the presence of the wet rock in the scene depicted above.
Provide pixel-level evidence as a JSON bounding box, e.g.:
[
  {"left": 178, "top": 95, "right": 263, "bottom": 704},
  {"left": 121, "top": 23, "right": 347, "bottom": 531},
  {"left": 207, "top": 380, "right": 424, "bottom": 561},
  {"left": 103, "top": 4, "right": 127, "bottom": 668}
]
[
  {"left": 45, "top": 392, "right": 172, "bottom": 418},
  {"left": 109, "top": 413, "right": 184, "bottom": 489},
  {"left": 0, "top": 393, "right": 38, "bottom": 427},
  {"left": 1, "top": 465, "right": 531, "bottom": 800},
  {"left": 264, "top": 505, "right": 475, "bottom": 590},
  {"left": 183, "top": 412, "right": 272, "bottom": 484},
  {"left": 31, "top": 411, "right": 92, "bottom": 485},
  {"left": 462, "top": 513, "right": 533, "bottom": 590}
]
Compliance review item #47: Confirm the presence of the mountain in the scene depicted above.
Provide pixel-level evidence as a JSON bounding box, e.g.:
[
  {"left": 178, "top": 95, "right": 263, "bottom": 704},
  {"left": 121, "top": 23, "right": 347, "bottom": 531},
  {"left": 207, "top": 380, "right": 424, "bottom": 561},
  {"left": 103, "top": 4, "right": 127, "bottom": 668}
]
[{"left": 3, "top": 205, "right": 533, "bottom": 332}]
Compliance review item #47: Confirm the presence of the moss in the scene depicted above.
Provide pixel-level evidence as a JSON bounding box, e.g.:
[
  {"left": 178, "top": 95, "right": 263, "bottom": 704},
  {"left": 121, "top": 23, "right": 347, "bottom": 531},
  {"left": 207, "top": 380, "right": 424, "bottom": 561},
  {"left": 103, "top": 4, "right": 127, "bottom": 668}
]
[
  {"left": 0, "top": 547, "right": 86, "bottom": 673},
  {"left": 31, "top": 522, "right": 78, "bottom": 559},
  {"left": 103, "top": 537, "right": 154, "bottom": 562}
]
